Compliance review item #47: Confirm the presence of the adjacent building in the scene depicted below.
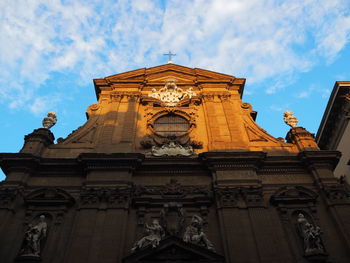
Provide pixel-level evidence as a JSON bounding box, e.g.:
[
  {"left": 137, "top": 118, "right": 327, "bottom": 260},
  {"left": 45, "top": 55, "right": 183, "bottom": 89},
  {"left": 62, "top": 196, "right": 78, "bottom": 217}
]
[{"left": 317, "top": 81, "right": 350, "bottom": 182}]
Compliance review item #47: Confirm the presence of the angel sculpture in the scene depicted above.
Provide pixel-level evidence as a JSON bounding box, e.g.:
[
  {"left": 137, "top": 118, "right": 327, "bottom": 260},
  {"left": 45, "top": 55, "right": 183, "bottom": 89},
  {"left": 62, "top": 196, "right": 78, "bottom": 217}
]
[
  {"left": 131, "top": 219, "right": 165, "bottom": 252},
  {"left": 183, "top": 215, "right": 215, "bottom": 251}
]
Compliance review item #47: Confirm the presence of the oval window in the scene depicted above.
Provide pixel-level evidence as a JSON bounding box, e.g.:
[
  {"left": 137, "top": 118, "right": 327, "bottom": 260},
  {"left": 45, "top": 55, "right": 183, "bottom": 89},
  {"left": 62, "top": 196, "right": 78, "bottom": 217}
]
[{"left": 154, "top": 114, "right": 190, "bottom": 137}]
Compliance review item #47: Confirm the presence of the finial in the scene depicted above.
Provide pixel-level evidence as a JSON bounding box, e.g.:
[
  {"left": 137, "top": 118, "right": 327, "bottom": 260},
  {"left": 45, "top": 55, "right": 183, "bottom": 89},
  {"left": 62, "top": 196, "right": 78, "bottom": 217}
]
[
  {"left": 163, "top": 51, "right": 176, "bottom": 63},
  {"left": 42, "top": 112, "right": 57, "bottom": 129},
  {"left": 283, "top": 110, "right": 298, "bottom": 128}
]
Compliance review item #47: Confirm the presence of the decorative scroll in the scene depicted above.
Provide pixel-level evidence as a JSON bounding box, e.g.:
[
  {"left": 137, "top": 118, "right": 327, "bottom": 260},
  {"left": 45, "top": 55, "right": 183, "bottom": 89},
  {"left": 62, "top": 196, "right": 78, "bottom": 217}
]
[{"left": 151, "top": 142, "right": 194, "bottom": 157}]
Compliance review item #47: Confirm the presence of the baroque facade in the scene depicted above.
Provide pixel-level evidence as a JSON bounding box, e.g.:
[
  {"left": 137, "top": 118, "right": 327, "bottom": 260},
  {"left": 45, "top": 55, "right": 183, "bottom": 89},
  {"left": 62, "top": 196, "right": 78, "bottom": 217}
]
[{"left": 1, "top": 64, "right": 350, "bottom": 263}]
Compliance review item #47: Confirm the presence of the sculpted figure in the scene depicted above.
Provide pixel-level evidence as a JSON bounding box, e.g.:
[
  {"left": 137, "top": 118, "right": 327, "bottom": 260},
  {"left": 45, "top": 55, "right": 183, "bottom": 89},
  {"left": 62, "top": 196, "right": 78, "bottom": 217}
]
[
  {"left": 297, "top": 213, "right": 325, "bottom": 255},
  {"left": 42, "top": 112, "right": 57, "bottom": 129},
  {"left": 283, "top": 110, "right": 298, "bottom": 128},
  {"left": 19, "top": 215, "right": 48, "bottom": 257},
  {"left": 131, "top": 219, "right": 165, "bottom": 252},
  {"left": 183, "top": 215, "right": 214, "bottom": 251}
]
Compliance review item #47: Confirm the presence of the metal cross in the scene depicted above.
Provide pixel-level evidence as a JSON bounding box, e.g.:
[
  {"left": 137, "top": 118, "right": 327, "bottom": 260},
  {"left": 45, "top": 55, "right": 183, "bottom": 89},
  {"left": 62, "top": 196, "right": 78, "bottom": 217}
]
[{"left": 163, "top": 51, "right": 176, "bottom": 62}]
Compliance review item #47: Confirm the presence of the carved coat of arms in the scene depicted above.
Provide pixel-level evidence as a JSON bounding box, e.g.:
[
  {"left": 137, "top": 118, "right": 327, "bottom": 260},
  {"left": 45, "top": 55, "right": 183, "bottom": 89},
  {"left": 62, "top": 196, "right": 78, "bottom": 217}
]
[{"left": 149, "top": 81, "right": 196, "bottom": 106}]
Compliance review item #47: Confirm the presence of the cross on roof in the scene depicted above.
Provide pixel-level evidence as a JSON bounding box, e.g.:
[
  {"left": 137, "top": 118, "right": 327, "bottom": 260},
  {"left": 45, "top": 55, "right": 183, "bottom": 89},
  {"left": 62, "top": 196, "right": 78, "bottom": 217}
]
[{"left": 163, "top": 51, "right": 176, "bottom": 63}]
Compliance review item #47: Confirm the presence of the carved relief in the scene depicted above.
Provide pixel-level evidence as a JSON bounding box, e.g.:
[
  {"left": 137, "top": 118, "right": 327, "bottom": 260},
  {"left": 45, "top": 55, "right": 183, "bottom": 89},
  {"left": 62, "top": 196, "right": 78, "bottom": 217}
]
[{"left": 151, "top": 142, "right": 194, "bottom": 157}]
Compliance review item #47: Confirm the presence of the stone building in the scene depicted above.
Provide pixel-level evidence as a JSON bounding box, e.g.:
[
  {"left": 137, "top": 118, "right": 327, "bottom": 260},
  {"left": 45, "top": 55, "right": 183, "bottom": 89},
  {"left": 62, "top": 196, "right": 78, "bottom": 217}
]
[
  {"left": 1, "top": 64, "right": 350, "bottom": 263},
  {"left": 317, "top": 81, "right": 350, "bottom": 182}
]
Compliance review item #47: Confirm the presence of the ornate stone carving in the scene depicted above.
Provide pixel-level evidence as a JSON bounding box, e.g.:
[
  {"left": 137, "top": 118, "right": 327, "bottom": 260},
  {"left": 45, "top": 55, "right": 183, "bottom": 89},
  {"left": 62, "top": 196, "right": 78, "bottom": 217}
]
[
  {"left": 131, "top": 219, "right": 165, "bottom": 252},
  {"left": 296, "top": 213, "right": 326, "bottom": 257},
  {"left": 79, "top": 187, "right": 131, "bottom": 207},
  {"left": 42, "top": 112, "right": 57, "bottom": 129},
  {"left": 134, "top": 179, "right": 210, "bottom": 199},
  {"left": 183, "top": 215, "right": 214, "bottom": 251},
  {"left": 148, "top": 80, "right": 196, "bottom": 106},
  {"left": 0, "top": 187, "right": 21, "bottom": 206},
  {"left": 283, "top": 110, "right": 298, "bottom": 128},
  {"left": 323, "top": 184, "right": 349, "bottom": 201},
  {"left": 151, "top": 142, "right": 194, "bottom": 157},
  {"left": 18, "top": 215, "right": 48, "bottom": 259}
]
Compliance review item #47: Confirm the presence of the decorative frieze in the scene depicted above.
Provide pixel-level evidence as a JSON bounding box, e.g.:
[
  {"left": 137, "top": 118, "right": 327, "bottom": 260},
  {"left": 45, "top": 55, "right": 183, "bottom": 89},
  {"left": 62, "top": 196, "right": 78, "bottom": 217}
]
[
  {"left": 79, "top": 186, "right": 132, "bottom": 208},
  {"left": 134, "top": 179, "right": 210, "bottom": 199},
  {"left": 214, "top": 186, "right": 264, "bottom": 208}
]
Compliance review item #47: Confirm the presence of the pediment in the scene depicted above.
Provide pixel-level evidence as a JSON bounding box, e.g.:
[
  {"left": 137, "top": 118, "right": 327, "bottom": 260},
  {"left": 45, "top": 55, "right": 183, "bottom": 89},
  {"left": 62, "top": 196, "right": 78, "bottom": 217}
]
[
  {"left": 25, "top": 187, "right": 75, "bottom": 206},
  {"left": 270, "top": 186, "right": 318, "bottom": 205},
  {"left": 123, "top": 236, "right": 224, "bottom": 263},
  {"left": 103, "top": 64, "right": 238, "bottom": 83}
]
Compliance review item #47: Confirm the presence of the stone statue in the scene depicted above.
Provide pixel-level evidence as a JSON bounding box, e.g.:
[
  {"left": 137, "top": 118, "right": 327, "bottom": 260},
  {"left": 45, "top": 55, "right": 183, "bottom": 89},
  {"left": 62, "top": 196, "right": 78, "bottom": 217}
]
[
  {"left": 19, "top": 215, "right": 48, "bottom": 257},
  {"left": 297, "top": 213, "right": 325, "bottom": 256},
  {"left": 131, "top": 219, "right": 165, "bottom": 252},
  {"left": 42, "top": 112, "right": 57, "bottom": 129},
  {"left": 283, "top": 110, "right": 298, "bottom": 128},
  {"left": 183, "top": 215, "right": 214, "bottom": 251}
]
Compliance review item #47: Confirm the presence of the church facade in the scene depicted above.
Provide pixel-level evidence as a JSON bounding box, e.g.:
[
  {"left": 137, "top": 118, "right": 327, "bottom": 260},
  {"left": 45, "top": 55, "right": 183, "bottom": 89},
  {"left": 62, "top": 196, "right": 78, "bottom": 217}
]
[{"left": 1, "top": 64, "right": 350, "bottom": 263}]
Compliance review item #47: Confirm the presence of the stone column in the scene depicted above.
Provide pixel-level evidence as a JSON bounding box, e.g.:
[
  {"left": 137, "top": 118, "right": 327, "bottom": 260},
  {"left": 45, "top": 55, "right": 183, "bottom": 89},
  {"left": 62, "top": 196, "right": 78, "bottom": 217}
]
[{"left": 201, "top": 151, "right": 265, "bottom": 263}]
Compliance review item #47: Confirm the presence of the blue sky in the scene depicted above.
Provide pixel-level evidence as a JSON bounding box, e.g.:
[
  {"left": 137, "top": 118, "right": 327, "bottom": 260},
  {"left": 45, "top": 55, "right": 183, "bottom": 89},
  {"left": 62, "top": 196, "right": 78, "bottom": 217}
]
[{"left": 1, "top": 0, "right": 350, "bottom": 180}]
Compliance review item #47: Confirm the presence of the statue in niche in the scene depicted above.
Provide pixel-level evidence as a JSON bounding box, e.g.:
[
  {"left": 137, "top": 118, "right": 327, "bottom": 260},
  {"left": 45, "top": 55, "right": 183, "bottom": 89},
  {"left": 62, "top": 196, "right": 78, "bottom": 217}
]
[
  {"left": 183, "top": 215, "right": 215, "bottom": 251},
  {"left": 42, "top": 112, "right": 57, "bottom": 129},
  {"left": 18, "top": 215, "right": 48, "bottom": 258},
  {"left": 297, "top": 213, "right": 325, "bottom": 256},
  {"left": 131, "top": 219, "right": 165, "bottom": 252},
  {"left": 283, "top": 110, "right": 298, "bottom": 128}
]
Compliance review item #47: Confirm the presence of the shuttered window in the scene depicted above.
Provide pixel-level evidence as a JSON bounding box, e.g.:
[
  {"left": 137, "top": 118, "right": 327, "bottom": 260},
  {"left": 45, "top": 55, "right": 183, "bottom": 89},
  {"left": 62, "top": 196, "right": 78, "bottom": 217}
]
[{"left": 154, "top": 115, "right": 189, "bottom": 137}]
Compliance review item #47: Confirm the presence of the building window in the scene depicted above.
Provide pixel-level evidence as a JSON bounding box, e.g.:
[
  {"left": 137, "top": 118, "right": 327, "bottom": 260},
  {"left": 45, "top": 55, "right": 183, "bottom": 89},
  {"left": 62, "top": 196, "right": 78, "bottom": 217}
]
[{"left": 154, "top": 114, "right": 189, "bottom": 137}]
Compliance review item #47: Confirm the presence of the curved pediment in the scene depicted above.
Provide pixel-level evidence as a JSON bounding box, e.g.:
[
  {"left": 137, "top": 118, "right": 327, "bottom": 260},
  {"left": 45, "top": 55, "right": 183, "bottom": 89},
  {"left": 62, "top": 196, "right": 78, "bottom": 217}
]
[
  {"left": 24, "top": 187, "right": 75, "bottom": 207},
  {"left": 270, "top": 186, "right": 318, "bottom": 205}
]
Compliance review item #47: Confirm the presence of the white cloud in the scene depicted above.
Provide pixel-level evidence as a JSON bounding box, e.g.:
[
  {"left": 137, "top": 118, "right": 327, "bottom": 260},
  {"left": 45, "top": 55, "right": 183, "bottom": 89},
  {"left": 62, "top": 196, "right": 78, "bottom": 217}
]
[{"left": 0, "top": 0, "right": 350, "bottom": 112}]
